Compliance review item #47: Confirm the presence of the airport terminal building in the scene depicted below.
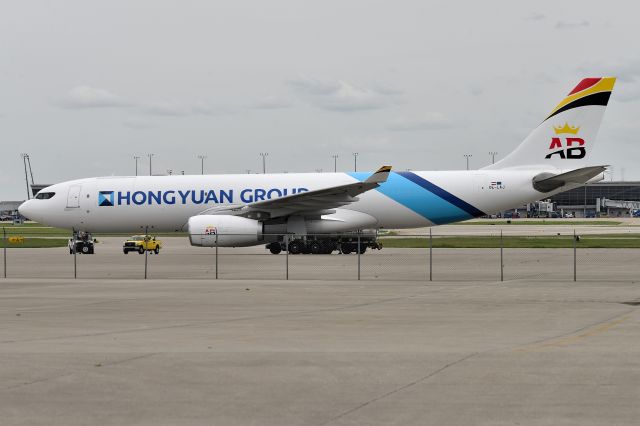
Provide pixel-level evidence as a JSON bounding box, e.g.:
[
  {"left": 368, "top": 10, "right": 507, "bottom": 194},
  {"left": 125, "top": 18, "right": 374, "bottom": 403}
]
[{"left": 546, "top": 181, "right": 640, "bottom": 217}]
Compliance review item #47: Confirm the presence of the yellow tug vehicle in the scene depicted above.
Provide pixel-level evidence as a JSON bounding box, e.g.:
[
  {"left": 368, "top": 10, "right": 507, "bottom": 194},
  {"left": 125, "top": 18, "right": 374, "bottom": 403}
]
[{"left": 123, "top": 235, "right": 162, "bottom": 255}]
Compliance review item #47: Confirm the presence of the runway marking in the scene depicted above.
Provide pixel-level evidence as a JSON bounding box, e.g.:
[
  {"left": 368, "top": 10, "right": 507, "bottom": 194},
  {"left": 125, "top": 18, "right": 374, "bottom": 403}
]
[{"left": 515, "top": 312, "right": 633, "bottom": 352}]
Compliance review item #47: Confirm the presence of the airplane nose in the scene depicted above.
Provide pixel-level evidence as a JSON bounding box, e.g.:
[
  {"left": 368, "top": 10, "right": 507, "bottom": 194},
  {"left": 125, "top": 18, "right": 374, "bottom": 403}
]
[{"left": 18, "top": 200, "right": 34, "bottom": 220}]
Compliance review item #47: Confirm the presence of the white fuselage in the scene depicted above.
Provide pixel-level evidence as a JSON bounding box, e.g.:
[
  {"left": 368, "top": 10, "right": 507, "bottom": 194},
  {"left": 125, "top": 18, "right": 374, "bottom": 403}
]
[{"left": 19, "top": 169, "right": 569, "bottom": 233}]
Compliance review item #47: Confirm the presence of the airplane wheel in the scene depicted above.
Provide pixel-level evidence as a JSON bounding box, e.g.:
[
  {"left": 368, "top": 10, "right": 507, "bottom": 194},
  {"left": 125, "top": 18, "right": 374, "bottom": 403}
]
[
  {"left": 269, "top": 244, "right": 282, "bottom": 255},
  {"left": 341, "top": 243, "right": 353, "bottom": 254},
  {"left": 322, "top": 241, "right": 336, "bottom": 254},
  {"left": 310, "top": 241, "right": 322, "bottom": 254},
  {"left": 288, "top": 240, "right": 303, "bottom": 255}
]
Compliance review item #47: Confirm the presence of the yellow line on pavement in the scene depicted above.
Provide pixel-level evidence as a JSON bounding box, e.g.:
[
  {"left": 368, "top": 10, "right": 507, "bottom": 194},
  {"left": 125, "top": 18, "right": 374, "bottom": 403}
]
[{"left": 515, "top": 314, "right": 632, "bottom": 352}]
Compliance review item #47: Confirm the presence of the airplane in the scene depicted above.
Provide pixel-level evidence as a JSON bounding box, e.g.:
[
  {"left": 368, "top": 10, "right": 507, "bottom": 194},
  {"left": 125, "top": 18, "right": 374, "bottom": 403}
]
[{"left": 19, "top": 77, "right": 616, "bottom": 254}]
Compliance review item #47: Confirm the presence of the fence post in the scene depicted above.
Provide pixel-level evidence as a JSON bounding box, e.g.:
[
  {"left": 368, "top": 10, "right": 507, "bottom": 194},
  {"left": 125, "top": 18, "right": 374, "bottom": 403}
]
[
  {"left": 285, "top": 235, "right": 289, "bottom": 280},
  {"left": 573, "top": 229, "right": 577, "bottom": 282},
  {"left": 357, "top": 233, "right": 361, "bottom": 281},
  {"left": 429, "top": 228, "right": 432, "bottom": 281},
  {"left": 3, "top": 227, "right": 6, "bottom": 278},
  {"left": 215, "top": 233, "right": 218, "bottom": 280},
  {"left": 144, "top": 226, "right": 148, "bottom": 279},
  {"left": 500, "top": 230, "right": 504, "bottom": 282},
  {"left": 73, "top": 231, "right": 77, "bottom": 279}
]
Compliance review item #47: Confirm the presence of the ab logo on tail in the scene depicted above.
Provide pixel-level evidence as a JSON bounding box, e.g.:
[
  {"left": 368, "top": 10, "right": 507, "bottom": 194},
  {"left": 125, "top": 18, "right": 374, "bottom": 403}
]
[{"left": 546, "top": 123, "right": 585, "bottom": 160}]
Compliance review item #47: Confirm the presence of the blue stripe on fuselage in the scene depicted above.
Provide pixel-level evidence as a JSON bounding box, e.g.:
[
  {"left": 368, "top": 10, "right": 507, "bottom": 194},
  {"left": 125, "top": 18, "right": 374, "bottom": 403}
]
[
  {"left": 396, "top": 171, "right": 485, "bottom": 218},
  {"left": 348, "top": 171, "right": 483, "bottom": 225}
]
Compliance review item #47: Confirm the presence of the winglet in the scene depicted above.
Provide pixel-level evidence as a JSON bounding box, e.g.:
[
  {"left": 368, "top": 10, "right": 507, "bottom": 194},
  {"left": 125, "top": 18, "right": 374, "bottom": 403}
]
[{"left": 364, "top": 165, "right": 392, "bottom": 184}]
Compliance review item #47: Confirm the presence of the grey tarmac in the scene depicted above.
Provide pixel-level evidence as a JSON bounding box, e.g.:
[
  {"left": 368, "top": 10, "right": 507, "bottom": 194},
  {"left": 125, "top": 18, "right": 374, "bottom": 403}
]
[{"left": 1, "top": 275, "right": 639, "bottom": 425}]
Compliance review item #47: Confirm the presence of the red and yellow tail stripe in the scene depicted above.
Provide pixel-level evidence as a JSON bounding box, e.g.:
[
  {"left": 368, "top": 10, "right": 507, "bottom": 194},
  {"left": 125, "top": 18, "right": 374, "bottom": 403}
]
[{"left": 545, "top": 77, "right": 616, "bottom": 121}]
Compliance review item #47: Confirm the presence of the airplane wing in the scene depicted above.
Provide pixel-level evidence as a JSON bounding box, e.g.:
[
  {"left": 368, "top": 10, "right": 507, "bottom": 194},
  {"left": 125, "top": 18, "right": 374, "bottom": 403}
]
[{"left": 198, "top": 166, "right": 392, "bottom": 219}]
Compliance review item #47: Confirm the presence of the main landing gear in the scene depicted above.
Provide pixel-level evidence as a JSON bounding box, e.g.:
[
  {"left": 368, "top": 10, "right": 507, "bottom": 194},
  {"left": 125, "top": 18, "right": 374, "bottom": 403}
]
[{"left": 266, "top": 238, "right": 379, "bottom": 255}]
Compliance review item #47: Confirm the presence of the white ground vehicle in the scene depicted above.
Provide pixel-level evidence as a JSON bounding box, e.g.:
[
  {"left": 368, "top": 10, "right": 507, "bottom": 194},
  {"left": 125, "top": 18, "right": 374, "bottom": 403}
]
[{"left": 68, "top": 232, "right": 95, "bottom": 254}]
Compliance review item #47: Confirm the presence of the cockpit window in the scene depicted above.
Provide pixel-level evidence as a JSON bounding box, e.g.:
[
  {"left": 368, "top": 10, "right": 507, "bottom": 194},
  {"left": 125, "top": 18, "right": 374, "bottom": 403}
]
[{"left": 35, "top": 192, "right": 55, "bottom": 200}]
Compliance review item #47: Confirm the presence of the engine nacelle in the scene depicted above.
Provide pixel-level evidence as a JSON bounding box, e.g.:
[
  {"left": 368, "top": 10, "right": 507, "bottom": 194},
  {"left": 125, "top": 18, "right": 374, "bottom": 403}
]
[
  {"left": 188, "top": 215, "right": 262, "bottom": 247},
  {"left": 306, "top": 209, "right": 378, "bottom": 233}
]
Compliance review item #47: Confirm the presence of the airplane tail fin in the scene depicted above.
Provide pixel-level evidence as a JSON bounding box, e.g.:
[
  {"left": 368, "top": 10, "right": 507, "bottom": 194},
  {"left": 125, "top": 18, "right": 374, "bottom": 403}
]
[{"left": 485, "top": 77, "right": 616, "bottom": 170}]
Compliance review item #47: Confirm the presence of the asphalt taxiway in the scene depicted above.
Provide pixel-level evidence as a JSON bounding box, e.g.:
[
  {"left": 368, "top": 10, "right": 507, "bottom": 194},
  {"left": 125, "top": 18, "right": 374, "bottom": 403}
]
[{"left": 1, "top": 277, "right": 639, "bottom": 425}]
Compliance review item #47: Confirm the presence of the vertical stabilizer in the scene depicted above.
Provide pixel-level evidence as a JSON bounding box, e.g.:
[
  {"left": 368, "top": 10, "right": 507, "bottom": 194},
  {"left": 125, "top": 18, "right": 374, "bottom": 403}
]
[{"left": 485, "top": 77, "right": 615, "bottom": 170}]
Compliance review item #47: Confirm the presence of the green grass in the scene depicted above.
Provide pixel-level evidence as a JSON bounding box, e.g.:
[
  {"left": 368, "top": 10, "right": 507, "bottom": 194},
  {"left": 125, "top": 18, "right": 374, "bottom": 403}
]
[
  {"left": 0, "top": 238, "right": 68, "bottom": 248},
  {"left": 455, "top": 220, "right": 622, "bottom": 226},
  {"left": 380, "top": 235, "right": 640, "bottom": 249},
  {"left": 0, "top": 224, "right": 186, "bottom": 237}
]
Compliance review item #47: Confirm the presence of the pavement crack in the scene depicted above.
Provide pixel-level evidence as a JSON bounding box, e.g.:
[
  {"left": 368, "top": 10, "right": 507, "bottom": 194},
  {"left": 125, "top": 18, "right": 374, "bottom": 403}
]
[
  {"left": 0, "top": 295, "right": 417, "bottom": 344},
  {"left": 513, "top": 307, "right": 637, "bottom": 352},
  {"left": 319, "top": 352, "right": 478, "bottom": 426},
  {"left": 5, "top": 372, "right": 76, "bottom": 390},
  {"left": 4, "top": 353, "right": 157, "bottom": 391}
]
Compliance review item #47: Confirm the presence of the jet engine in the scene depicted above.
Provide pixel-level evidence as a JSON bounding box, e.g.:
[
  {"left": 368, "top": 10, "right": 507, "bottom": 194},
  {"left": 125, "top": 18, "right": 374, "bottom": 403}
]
[{"left": 187, "top": 215, "right": 262, "bottom": 247}]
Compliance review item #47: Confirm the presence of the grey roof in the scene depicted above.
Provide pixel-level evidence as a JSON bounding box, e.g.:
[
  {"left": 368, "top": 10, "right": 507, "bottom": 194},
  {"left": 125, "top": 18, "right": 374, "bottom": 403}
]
[{"left": 0, "top": 201, "right": 24, "bottom": 211}]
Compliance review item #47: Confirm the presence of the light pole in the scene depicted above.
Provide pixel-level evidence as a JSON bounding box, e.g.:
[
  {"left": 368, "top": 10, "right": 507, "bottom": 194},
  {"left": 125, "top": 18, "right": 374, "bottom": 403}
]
[
  {"left": 20, "top": 153, "right": 30, "bottom": 199},
  {"left": 147, "top": 153, "right": 155, "bottom": 176},
  {"left": 353, "top": 153, "right": 359, "bottom": 172},
  {"left": 197, "top": 155, "right": 207, "bottom": 175},
  {"left": 25, "top": 155, "right": 34, "bottom": 185},
  {"left": 489, "top": 151, "right": 498, "bottom": 165},
  {"left": 133, "top": 156, "right": 141, "bottom": 176},
  {"left": 464, "top": 154, "right": 472, "bottom": 170},
  {"left": 332, "top": 154, "right": 338, "bottom": 172},
  {"left": 260, "top": 152, "right": 268, "bottom": 174}
]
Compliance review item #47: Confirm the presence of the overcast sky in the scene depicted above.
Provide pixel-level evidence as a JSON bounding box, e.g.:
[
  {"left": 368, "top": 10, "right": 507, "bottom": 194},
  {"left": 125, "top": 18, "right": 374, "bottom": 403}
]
[{"left": 2, "top": 0, "right": 640, "bottom": 200}]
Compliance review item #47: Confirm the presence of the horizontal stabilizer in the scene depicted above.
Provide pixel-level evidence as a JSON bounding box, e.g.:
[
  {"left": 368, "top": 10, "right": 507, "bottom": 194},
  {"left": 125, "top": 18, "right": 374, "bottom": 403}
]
[{"left": 533, "top": 166, "right": 606, "bottom": 193}]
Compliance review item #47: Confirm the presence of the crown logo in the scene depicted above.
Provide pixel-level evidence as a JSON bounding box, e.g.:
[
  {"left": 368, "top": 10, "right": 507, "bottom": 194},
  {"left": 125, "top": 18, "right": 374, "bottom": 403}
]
[{"left": 553, "top": 122, "right": 580, "bottom": 135}]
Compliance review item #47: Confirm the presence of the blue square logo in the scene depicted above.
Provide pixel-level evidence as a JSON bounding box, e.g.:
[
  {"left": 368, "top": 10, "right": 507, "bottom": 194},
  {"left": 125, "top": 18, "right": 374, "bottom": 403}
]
[{"left": 98, "top": 191, "right": 114, "bottom": 207}]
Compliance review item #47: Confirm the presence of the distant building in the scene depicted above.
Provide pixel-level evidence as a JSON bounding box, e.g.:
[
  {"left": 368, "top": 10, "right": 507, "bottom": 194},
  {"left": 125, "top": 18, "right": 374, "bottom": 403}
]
[
  {"left": 30, "top": 184, "right": 51, "bottom": 197},
  {"left": 549, "top": 181, "right": 640, "bottom": 217},
  {"left": 0, "top": 201, "right": 24, "bottom": 219}
]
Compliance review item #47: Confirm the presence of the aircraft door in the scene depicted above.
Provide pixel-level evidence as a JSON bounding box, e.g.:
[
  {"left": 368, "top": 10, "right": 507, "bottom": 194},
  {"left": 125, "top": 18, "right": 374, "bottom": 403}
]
[{"left": 66, "top": 185, "right": 81, "bottom": 208}]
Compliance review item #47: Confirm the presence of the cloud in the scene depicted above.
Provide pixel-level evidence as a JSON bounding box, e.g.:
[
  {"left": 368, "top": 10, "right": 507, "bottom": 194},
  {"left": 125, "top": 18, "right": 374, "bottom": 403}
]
[
  {"left": 467, "top": 83, "right": 483, "bottom": 96},
  {"left": 577, "top": 58, "right": 640, "bottom": 82},
  {"left": 140, "top": 101, "right": 191, "bottom": 116},
  {"left": 122, "top": 119, "right": 151, "bottom": 129},
  {"left": 555, "top": 20, "right": 589, "bottom": 30},
  {"left": 615, "top": 86, "right": 640, "bottom": 102},
  {"left": 248, "top": 96, "right": 292, "bottom": 110},
  {"left": 524, "top": 13, "right": 546, "bottom": 21},
  {"left": 141, "top": 101, "right": 237, "bottom": 117},
  {"left": 59, "top": 85, "right": 132, "bottom": 109},
  {"left": 611, "top": 58, "right": 640, "bottom": 83},
  {"left": 388, "top": 112, "right": 461, "bottom": 131},
  {"left": 287, "top": 78, "right": 400, "bottom": 111}
]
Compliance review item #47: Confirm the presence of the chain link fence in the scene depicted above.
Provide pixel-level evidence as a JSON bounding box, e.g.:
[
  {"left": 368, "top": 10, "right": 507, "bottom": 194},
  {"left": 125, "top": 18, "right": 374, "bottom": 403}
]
[{"left": 2, "top": 227, "right": 639, "bottom": 281}]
